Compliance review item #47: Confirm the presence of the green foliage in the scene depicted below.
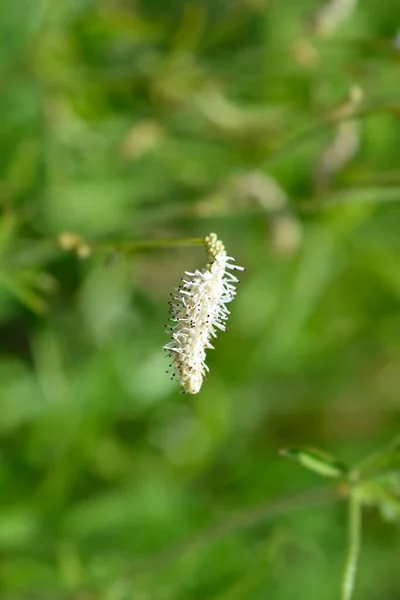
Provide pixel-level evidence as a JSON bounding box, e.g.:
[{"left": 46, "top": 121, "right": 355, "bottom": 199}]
[
  {"left": 1, "top": 0, "right": 400, "bottom": 598},
  {"left": 280, "top": 447, "right": 347, "bottom": 478}
]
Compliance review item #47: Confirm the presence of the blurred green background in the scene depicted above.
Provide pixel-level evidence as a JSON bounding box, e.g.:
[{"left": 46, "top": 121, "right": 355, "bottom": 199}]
[{"left": 1, "top": 0, "right": 400, "bottom": 598}]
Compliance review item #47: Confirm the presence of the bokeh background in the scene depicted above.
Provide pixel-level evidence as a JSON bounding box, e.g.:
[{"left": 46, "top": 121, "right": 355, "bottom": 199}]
[{"left": 1, "top": 0, "right": 400, "bottom": 598}]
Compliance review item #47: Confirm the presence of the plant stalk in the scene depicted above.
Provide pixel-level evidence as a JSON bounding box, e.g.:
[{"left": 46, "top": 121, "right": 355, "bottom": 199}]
[
  {"left": 342, "top": 492, "right": 362, "bottom": 600},
  {"left": 93, "top": 237, "right": 205, "bottom": 253}
]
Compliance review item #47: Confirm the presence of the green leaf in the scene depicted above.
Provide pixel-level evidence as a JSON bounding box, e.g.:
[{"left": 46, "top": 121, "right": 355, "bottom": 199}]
[
  {"left": 280, "top": 447, "right": 348, "bottom": 479},
  {"left": 0, "top": 271, "right": 48, "bottom": 314},
  {"left": 358, "top": 438, "right": 400, "bottom": 478},
  {"left": 0, "top": 212, "right": 17, "bottom": 257},
  {"left": 356, "top": 479, "right": 400, "bottom": 523}
]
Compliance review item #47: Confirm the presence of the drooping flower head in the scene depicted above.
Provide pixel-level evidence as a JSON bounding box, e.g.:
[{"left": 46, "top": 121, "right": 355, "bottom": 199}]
[{"left": 164, "top": 233, "right": 244, "bottom": 394}]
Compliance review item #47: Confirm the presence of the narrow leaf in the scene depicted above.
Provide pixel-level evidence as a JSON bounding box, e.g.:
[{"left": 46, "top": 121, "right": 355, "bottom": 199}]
[{"left": 280, "top": 447, "right": 347, "bottom": 479}]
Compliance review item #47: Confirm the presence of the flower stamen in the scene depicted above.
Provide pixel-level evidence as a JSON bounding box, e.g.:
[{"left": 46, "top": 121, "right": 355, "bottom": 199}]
[{"left": 164, "top": 233, "right": 244, "bottom": 394}]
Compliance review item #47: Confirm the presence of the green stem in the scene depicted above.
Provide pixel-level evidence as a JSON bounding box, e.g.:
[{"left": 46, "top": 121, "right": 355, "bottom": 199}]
[
  {"left": 91, "top": 236, "right": 205, "bottom": 253},
  {"left": 263, "top": 100, "right": 400, "bottom": 168},
  {"left": 342, "top": 492, "right": 362, "bottom": 600},
  {"left": 58, "top": 234, "right": 206, "bottom": 258},
  {"left": 128, "top": 485, "right": 337, "bottom": 576}
]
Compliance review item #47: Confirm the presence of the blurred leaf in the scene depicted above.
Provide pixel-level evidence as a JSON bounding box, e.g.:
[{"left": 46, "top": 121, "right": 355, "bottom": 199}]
[
  {"left": 281, "top": 447, "right": 348, "bottom": 479},
  {"left": 0, "top": 211, "right": 16, "bottom": 255},
  {"left": 356, "top": 478, "right": 400, "bottom": 523},
  {"left": 0, "top": 270, "right": 48, "bottom": 314},
  {"left": 0, "top": 508, "right": 40, "bottom": 550},
  {"left": 6, "top": 138, "right": 41, "bottom": 195},
  {"left": 358, "top": 439, "right": 400, "bottom": 478}
]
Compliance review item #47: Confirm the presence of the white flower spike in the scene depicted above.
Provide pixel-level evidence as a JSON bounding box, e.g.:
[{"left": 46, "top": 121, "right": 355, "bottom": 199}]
[{"left": 164, "top": 233, "right": 244, "bottom": 394}]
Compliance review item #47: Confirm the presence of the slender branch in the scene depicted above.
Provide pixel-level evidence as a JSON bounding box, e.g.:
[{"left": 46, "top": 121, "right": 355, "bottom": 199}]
[
  {"left": 342, "top": 492, "right": 362, "bottom": 600},
  {"left": 94, "top": 237, "right": 205, "bottom": 253},
  {"left": 263, "top": 100, "right": 400, "bottom": 168},
  {"left": 127, "top": 485, "right": 339, "bottom": 576},
  {"left": 57, "top": 232, "right": 205, "bottom": 258}
]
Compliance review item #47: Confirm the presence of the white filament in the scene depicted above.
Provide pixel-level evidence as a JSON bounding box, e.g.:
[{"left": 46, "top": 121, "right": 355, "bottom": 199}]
[{"left": 164, "top": 233, "right": 244, "bottom": 394}]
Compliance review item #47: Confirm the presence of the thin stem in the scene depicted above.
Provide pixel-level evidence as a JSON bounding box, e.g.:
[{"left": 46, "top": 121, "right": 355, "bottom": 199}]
[
  {"left": 92, "top": 237, "right": 205, "bottom": 253},
  {"left": 57, "top": 233, "right": 206, "bottom": 258},
  {"left": 262, "top": 100, "right": 400, "bottom": 168},
  {"left": 342, "top": 492, "right": 362, "bottom": 600},
  {"left": 127, "top": 485, "right": 337, "bottom": 576}
]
